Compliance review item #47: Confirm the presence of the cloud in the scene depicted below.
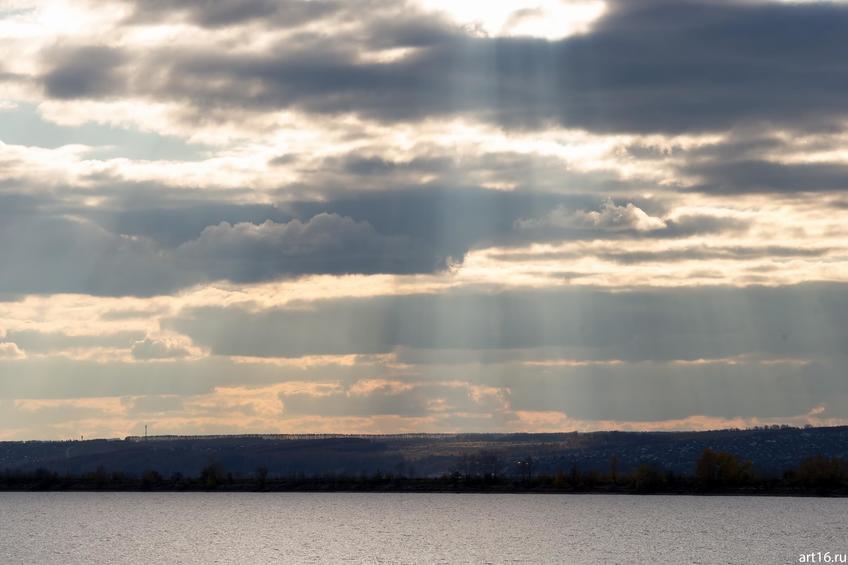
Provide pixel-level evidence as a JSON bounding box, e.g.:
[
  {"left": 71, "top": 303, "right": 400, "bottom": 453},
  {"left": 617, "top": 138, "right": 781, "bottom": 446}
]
[
  {"left": 292, "top": 188, "right": 742, "bottom": 252},
  {"left": 2, "top": 349, "right": 848, "bottom": 426},
  {"left": 101, "top": 306, "right": 168, "bottom": 321},
  {"left": 687, "top": 159, "right": 848, "bottom": 194},
  {"left": 131, "top": 338, "right": 191, "bottom": 360},
  {"left": 38, "top": 0, "right": 848, "bottom": 134},
  {"left": 489, "top": 244, "right": 836, "bottom": 266},
  {"left": 0, "top": 213, "right": 442, "bottom": 296},
  {"left": 501, "top": 359, "right": 848, "bottom": 422},
  {"left": 0, "top": 342, "right": 25, "bottom": 360},
  {"left": 279, "top": 380, "right": 506, "bottom": 418},
  {"left": 125, "top": 0, "right": 344, "bottom": 29},
  {"left": 0, "top": 355, "right": 379, "bottom": 400},
  {"left": 121, "top": 395, "right": 185, "bottom": 414},
  {"left": 42, "top": 46, "right": 127, "bottom": 99},
  {"left": 165, "top": 283, "right": 848, "bottom": 362},
  {"left": 176, "top": 213, "right": 442, "bottom": 281},
  {"left": 4, "top": 0, "right": 848, "bottom": 437},
  {"left": 596, "top": 245, "right": 835, "bottom": 265},
  {"left": 517, "top": 198, "right": 667, "bottom": 232},
  {"left": 0, "top": 182, "right": 751, "bottom": 295},
  {"left": 289, "top": 187, "right": 580, "bottom": 258},
  {"left": 0, "top": 216, "right": 186, "bottom": 296},
  {"left": 5, "top": 329, "right": 145, "bottom": 354},
  {"left": 86, "top": 197, "right": 295, "bottom": 247}
]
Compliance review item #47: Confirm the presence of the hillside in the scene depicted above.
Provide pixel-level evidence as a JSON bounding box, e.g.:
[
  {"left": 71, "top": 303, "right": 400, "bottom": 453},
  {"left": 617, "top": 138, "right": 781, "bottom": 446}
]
[{"left": 2, "top": 426, "right": 847, "bottom": 479}]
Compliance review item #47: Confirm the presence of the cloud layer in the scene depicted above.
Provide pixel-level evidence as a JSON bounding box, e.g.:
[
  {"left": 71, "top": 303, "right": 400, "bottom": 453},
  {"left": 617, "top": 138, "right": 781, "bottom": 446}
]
[{"left": 0, "top": 0, "right": 847, "bottom": 437}]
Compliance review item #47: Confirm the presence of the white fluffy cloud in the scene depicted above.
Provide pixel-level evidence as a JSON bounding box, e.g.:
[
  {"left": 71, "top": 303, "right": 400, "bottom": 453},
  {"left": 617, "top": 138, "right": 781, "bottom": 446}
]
[
  {"left": 131, "top": 337, "right": 192, "bottom": 360},
  {"left": 517, "top": 198, "right": 667, "bottom": 232},
  {"left": 0, "top": 342, "right": 25, "bottom": 360}
]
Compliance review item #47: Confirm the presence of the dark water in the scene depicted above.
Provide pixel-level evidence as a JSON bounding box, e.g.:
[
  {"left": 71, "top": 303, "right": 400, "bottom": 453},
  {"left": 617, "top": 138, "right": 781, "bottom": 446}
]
[{"left": 0, "top": 493, "right": 845, "bottom": 564}]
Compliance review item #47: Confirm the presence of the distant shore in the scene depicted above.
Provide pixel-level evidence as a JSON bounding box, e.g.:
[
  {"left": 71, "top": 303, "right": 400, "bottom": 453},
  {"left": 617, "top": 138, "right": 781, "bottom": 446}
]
[
  {"left": 3, "top": 472, "right": 847, "bottom": 497},
  {"left": 2, "top": 485, "right": 845, "bottom": 497},
  {"left": 4, "top": 441, "right": 848, "bottom": 497}
]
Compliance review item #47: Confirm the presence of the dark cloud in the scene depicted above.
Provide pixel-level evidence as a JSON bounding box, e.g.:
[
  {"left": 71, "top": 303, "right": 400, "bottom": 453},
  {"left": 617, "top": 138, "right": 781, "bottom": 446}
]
[
  {"left": 0, "top": 192, "right": 50, "bottom": 216},
  {"left": 0, "top": 216, "right": 187, "bottom": 296},
  {"left": 291, "top": 187, "right": 573, "bottom": 259},
  {"left": 42, "top": 46, "right": 126, "bottom": 99},
  {"left": 0, "top": 212, "right": 441, "bottom": 296},
  {"left": 682, "top": 135, "right": 786, "bottom": 162},
  {"left": 291, "top": 188, "right": 732, "bottom": 256},
  {"left": 175, "top": 212, "right": 442, "bottom": 280},
  {"left": 687, "top": 159, "right": 848, "bottom": 194},
  {"left": 42, "top": 0, "right": 848, "bottom": 134},
  {"left": 316, "top": 150, "right": 633, "bottom": 196},
  {"left": 365, "top": 11, "right": 462, "bottom": 48},
  {"left": 340, "top": 156, "right": 453, "bottom": 177},
  {"left": 90, "top": 201, "right": 294, "bottom": 247},
  {"left": 164, "top": 283, "right": 848, "bottom": 362},
  {"left": 268, "top": 153, "right": 298, "bottom": 167},
  {"left": 514, "top": 211, "right": 747, "bottom": 243},
  {"left": 0, "top": 183, "right": 751, "bottom": 295},
  {"left": 125, "top": 0, "right": 343, "bottom": 29}
]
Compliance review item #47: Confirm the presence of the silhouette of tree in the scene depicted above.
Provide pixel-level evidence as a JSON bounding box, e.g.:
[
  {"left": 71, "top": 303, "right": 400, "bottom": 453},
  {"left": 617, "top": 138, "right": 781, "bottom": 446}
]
[
  {"left": 695, "top": 449, "right": 753, "bottom": 487},
  {"left": 794, "top": 455, "right": 847, "bottom": 490},
  {"left": 569, "top": 463, "right": 580, "bottom": 488},
  {"left": 141, "top": 469, "right": 162, "bottom": 489},
  {"left": 200, "top": 463, "right": 225, "bottom": 489},
  {"left": 477, "top": 451, "right": 503, "bottom": 480},
  {"left": 632, "top": 464, "right": 664, "bottom": 492},
  {"left": 553, "top": 469, "right": 567, "bottom": 489},
  {"left": 609, "top": 455, "right": 620, "bottom": 483},
  {"left": 255, "top": 466, "right": 269, "bottom": 488}
]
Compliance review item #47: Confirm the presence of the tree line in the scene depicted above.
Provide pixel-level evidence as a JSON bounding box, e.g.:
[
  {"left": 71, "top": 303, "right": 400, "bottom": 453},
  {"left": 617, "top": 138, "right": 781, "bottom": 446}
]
[{"left": 1, "top": 449, "right": 846, "bottom": 495}]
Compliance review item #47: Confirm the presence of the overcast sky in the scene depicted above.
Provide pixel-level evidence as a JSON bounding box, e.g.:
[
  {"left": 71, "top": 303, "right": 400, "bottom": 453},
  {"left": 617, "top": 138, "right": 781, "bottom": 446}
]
[{"left": 1, "top": 0, "right": 848, "bottom": 439}]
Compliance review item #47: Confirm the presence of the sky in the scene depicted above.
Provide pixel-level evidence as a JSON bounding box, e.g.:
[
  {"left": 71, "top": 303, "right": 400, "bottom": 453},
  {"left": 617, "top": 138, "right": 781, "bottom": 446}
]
[{"left": 1, "top": 0, "right": 848, "bottom": 439}]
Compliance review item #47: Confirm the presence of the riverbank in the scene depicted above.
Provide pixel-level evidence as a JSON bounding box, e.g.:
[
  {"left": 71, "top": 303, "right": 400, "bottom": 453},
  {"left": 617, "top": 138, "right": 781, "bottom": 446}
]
[{"left": 3, "top": 474, "right": 847, "bottom": 496}]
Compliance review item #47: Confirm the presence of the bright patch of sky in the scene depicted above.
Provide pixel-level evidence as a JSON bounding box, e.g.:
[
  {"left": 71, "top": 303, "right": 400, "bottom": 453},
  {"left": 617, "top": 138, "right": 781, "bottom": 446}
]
[
  {"left": 420, "top": 0, "right": 606, "bottom": 39},
  {"left": 0, "top": 102, "right": 207, "bottom": 160}
]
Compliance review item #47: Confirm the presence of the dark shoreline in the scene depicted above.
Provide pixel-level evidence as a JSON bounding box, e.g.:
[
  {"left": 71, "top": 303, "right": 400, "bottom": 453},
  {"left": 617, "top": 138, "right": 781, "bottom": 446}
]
[
  {"left": 2, "top": 489, "right": 845, "bottom": 497},
  {"left": 5, "top": 444, "right": 848, "bottom": 497},
  {"left": 3, "top": 476, "right": 847, "bottom": 497}
]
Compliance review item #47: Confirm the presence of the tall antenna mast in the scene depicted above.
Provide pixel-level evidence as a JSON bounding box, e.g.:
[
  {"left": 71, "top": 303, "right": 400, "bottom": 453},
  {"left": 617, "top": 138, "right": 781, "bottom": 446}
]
[{"left": 145, "top": 424, "right": 148, "bottom": 440}]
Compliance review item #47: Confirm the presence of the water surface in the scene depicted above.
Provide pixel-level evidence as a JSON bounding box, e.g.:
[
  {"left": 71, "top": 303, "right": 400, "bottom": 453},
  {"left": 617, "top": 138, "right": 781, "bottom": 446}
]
[{"left": 1, "top": 493, "right": 845, "bottom": 563}]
